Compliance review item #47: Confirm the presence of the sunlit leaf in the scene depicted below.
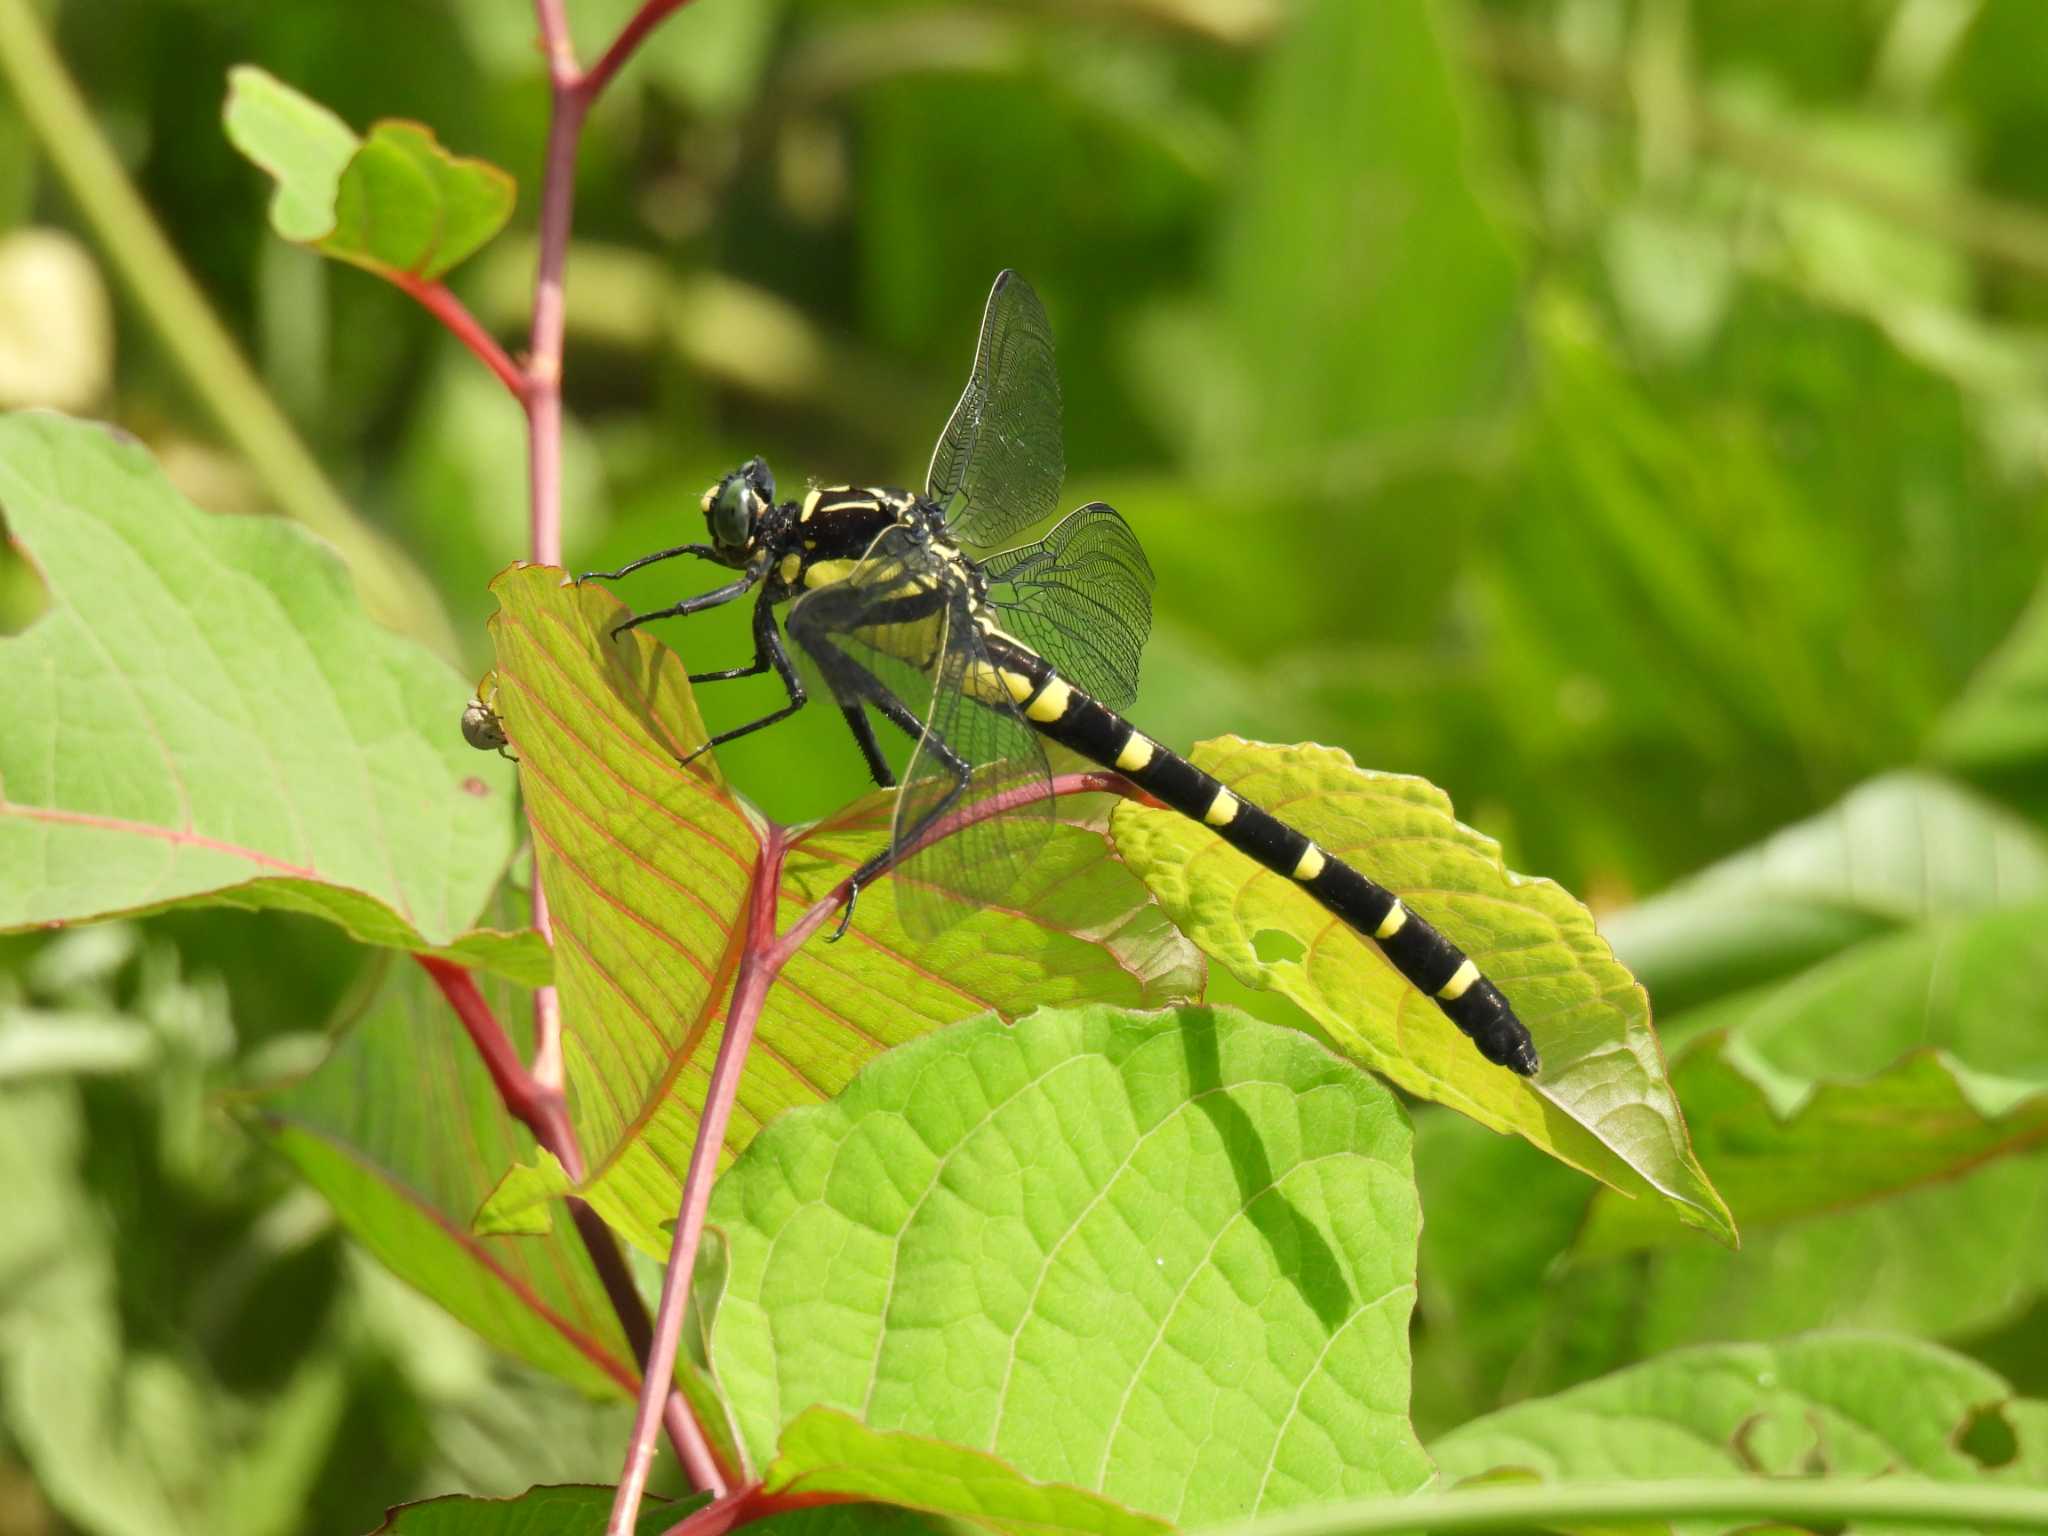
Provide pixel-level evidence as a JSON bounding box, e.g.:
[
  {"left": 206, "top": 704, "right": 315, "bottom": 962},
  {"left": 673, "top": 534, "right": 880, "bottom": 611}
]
[
  {"left": 1110, "top": 737, "right": 1731, "bottom": 1241},
  {"left": 0, "top": 413, "right": 536, "bottom": 974},
  {"left": 701, "top": 1004, "right": 1432, "bottom": 1522},
  {"left": 256, "top": 956, "right": 637, "bottom": 1399},
  {"left": 1430, "top": 1333, "right": 2046, "bottom": 1508},
  {"left": 761, "top": 1411, "right": 1170, "bottom": 1536},
  {"left": 224, "top": 66, "right": 514, "bottom": 283},
  {"left": 485, "top": 566, "right": 1201, "bottom": 1255}
]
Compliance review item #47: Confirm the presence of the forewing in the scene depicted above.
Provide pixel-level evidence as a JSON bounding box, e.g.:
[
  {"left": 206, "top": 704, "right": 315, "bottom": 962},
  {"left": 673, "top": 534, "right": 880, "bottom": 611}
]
[
  {"left": 925, "top": 270, "right": 1064, "bottom": 553},
  {"left": 979, "top": 502, "right": 1154, "bottom": 709},
  {"left": 787, "top": 527, "right": 1054, "bottom": 941}
]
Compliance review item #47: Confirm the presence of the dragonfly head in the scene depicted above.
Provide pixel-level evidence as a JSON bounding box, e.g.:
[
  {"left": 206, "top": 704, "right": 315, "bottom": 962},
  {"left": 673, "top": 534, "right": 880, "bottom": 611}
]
[{"left": 701, "top": 457, "right": 777, "bottom": 558}]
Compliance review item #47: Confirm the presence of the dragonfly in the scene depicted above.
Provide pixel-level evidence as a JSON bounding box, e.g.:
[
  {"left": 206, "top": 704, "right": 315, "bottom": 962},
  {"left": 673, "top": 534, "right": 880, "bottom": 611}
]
[{"left": 581, "top": 272, "right": 1539, "bottom": 1076}]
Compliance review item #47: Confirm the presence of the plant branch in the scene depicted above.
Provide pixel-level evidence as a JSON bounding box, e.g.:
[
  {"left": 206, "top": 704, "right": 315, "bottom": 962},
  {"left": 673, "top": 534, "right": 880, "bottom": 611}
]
[
  {"left": 0, "top": 0, "right": 455, "bottom": 652},
  {"left": 390, "top": 272, "right": 524, "bottom": 399},
  {"left": 1208, "top": 1477, "right": 2048, "bottom": 1536},
  {"left": 579, "top": 0, "right": 701, "bottom": 102},
  {"left": 417, "top": 956, "right": 580, "bottom": 1167},
  {"left": 414, "top": 953, "right": 728, "bottom": 1492},
  {"left": 606, "top": 769, "right": 1156, "bottom": 1536}
]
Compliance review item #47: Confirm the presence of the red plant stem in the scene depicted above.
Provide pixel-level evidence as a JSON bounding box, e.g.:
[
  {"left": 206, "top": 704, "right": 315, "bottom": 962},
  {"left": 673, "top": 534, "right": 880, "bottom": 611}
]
[
  {"left": 655, "top": 1482, "right": 847, "bottom": 1536},
  {"left": 415, "top": 953, "right": 729, "bottom": 1492},
  {"left": 390, "top": 272, "right": 524, "bottom": 398},
  {"left": 416, "top": 955, "right": 579, "bottom": 1167},
  {"left": 580, "top": 0, "right": 701, "bottom": 102},
  {"left": 510, "top": 0, "right": 744, "bottom": 1499},
  {"left": 608, "top": 830, "right": 791, "bottom": 1536},
  {"left": 605, "top": 770, "right": 1155, "bottom": 1536}
]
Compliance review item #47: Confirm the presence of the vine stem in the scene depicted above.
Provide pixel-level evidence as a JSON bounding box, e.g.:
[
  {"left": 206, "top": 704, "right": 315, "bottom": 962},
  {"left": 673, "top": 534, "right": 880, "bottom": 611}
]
[
  {"left": 607, "top": 771, "right": 1149, "bottom": 1536},
  {"left": 653, "top": 1471, "right": 2048, "bottom": 1536},
  {"left": 1204, "top": 1477, "right": 2048, "bottom": 1536}
]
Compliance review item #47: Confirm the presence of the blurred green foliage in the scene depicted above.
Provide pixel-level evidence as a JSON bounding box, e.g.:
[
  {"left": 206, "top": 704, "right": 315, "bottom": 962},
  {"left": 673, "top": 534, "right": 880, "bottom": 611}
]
[{"left": 6, "top": 0, "right": 2048, "bottom": 1530}]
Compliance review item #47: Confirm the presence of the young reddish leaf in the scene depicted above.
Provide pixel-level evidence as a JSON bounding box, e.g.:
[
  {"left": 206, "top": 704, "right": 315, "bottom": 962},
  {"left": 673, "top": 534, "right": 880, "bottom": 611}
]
[
  {"left": 224, "top": 66, "right": 514, "bottom": 282},
  {"left": 484, "top": 566, "right": 1201, "bottom": 1253},
  {"left": 700, "top": 1005, "right": 1431, "bottom": 1524},
  {"left": 0, "top": 413, "right": 537, "bottom": 976},
  {"left": 1109, "top": 738, "right": 1730, "bottom": 1242}
]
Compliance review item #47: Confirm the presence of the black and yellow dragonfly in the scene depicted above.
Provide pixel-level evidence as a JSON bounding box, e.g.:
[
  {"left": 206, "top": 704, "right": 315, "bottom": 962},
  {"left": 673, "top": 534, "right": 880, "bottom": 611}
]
[{"left": 583, "top": 272, "right": 1539, "bottom": 1076}]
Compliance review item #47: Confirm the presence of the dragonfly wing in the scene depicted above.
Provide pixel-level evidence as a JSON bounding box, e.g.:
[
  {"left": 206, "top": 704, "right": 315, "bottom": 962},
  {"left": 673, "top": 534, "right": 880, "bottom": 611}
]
[
  {"left": 925, "top": 270, "right": 1065, "bottom": 554},
  {"left": 978, "top": 502, "right": 1153, "bottom": 710},
  {"left": 787, "top": 526, "right": 1053, "bottom": 940}
]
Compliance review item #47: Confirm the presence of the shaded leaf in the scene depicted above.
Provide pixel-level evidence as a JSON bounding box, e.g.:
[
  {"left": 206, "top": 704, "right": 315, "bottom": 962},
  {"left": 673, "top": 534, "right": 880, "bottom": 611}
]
[
  {"left": 1109, "top": 737, "right": 1730, "bottom": 1241},
  {"left": 1582, "top": 1023, "right": 2048, "bottom": 1260},
  {"left": 0, "top": 414, "right": 534, "bottom": 973},
  {"left": 1623, "top": 1151, "right": 2048, "bottom": 1355},
  {"left": 702, "top": 1004, "right": 1431, "bottom": 1523},
  {"left": 225, "top": 66, "right": 514, "bottom": 282},
  {"left": 761, "top": 1411, "right": 1169, "bottom": 1536},
  {"left": 1430, "top": 1333, "right": 2046, "bottom": 1524},
  {"left": 256, "top": 957, "right": 637, "bottom": 1399},
  {"left": 484, "top": 566, "right": 1201, "bottom": 1254},
  {"left": 1933, "top": 572, "right": 2048, "bottom": 821},
  {"left": 1601, "top": 772, "right": 2048, "bottom": 1018},
  {"left": 371, "top": 1484, "right": 687, "bottom": 1534}
]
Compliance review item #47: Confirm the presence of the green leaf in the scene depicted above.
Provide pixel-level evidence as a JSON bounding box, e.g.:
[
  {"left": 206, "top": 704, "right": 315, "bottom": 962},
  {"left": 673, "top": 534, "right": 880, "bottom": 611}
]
[
  {"left": 1109, "top": 737, "right": 1731, "bottom": 1242},
  {"left": 702, "top": 1004, "right": 1432, "bottom": 1523},
  {"left": 370, "top": 1484, "right": 688, "bottom": 1535},
  {"left": 473, "top": 1148, "right": 574, "bottom": 1237},
  {"left": 1581, "top": 1018, "right": 2048, "bottom": 1260},
  {"left": 1211, "top": 0, "right": 1518, "bottom": 463},
  {"left": 1622, "top": 1151, "right": 2048, "bottom": 1354},
  {"left": 484, "top": 566, "right": 1201, "bottom": 1254},
  {"left": 256, "top": 957, "right": 638, "bottom": 1399},
  {"left": 762, "top": 1411, "right": 1170, "bottom": 1536},
  {"left": 0, "top": 413, "right": 536, "bottom": 974},
  {"left": 1933, "top": 573, "right": 2048, "bottom": 819},
  {"left": 224, "top": 66, "right": 514, "bottom": 282},
  {"left": 1601, "top": 771, "right": 2048, "bottom": 1018},
  {"left": 1569, "top": 899, "right": 2048, "bottom": 1347},
  {"left": 1430, "top": 1333, "right": 2043, "bottom": 1510}
]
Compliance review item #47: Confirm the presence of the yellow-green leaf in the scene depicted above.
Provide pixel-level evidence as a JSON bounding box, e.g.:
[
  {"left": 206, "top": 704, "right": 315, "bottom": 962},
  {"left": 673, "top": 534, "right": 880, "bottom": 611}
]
[
  {"left": 1110, "top": 737, "right": 1731, "bottom": 1242},
  {"left": 485, "top": 566, "right": 1202, "bottom": 1256}
]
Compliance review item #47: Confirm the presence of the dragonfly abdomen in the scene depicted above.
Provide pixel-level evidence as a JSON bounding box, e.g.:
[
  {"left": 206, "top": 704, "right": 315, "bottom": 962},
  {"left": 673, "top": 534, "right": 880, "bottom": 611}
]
[{"left": 985, "top": 637, "right": 1540, "bottom": 1077}]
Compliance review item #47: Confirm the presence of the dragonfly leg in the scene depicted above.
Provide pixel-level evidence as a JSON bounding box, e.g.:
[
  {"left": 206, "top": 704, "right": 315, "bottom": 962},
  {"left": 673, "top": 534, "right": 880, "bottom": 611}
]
[
  {"left": 611, "top": 562, "right": 763, "bottom": 641},
  {"left": 687, "top": 590, "right": 789, "bottom": 686},
  {"left": 578, "top": 543, "right": 721, "bottom": 583},
  {"left": 827, "top": 695, "right": 972, "bottom": 942},
  {"left": 834, "top": 699, "right": 896, "bottom": 789},
  {"left": 679, "top": 622, "right": 806, "bottom": 765}
]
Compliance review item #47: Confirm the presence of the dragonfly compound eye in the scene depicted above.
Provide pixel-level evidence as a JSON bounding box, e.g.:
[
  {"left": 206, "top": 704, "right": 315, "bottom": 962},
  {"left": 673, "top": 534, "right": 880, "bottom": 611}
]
[{"left": 708, "top": 474, "right": 754, "bottom": 548}]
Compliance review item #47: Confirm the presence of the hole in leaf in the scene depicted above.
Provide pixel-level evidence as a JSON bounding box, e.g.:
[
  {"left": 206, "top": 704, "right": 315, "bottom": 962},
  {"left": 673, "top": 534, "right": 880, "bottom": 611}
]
[
  {"left": 1959, "top": 1402, "right": 2019, "bottom": 1469},
  {"left": 1252, "top": 928, "right": 1305, "bottom": 965},
  {"left": 0, "top": 532, "right": 50, "bottom": 635}
]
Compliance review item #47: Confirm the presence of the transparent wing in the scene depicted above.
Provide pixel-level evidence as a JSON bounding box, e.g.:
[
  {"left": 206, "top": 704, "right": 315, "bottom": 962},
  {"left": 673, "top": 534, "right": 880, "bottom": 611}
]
[
  {"left": 786, "top": 526, "right": 1053, "bottom": 940},
  {"left": 978, "top": 502, "right": 1153, "bottom": 710},
  {"left": 925, "top": 270, "right": 1064, "bottom": 554}
]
